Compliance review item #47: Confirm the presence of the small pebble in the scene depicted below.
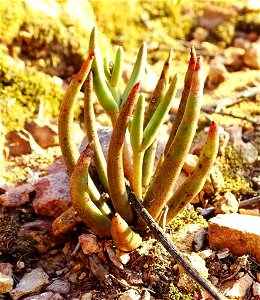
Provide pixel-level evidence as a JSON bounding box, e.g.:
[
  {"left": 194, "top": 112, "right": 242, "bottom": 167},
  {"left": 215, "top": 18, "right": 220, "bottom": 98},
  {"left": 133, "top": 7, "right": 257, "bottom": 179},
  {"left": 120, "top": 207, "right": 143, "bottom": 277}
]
[
  {"left": 81, "top": 292, "right": 93, "bottom": 300},
  {"left": 79, "top": 272, "right": 87, "bottom": 280}
]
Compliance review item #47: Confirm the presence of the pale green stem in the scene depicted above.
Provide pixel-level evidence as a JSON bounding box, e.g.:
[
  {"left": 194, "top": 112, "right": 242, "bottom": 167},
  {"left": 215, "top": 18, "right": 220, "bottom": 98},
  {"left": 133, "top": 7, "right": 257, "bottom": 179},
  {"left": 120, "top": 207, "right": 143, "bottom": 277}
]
[
  {"left": 120, "top": 42, "right": 147, "bottom": 107},
  {"left": 140, "top": 73, "right": 179, "bottom": 152},
  {"left": 89, "top": 27, "right": 119, "bottom": 114},
  {"left": 84, "top": 71, "right": 109, "bottom": 193}
]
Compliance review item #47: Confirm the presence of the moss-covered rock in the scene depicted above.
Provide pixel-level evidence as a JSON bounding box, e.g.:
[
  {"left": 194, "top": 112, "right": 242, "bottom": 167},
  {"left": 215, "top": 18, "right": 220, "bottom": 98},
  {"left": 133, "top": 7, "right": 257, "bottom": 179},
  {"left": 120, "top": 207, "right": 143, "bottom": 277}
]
[
  {"left": 90, "top": 0, "right": 196, "bottom": 54},
  {"left": 1, "top": 0, "right": 112, "bottom": 78},
  {"left": 236, "top": 12, "right": 260, "bottom": 33},
  {"left": 0, "top": 52, "right": 64, "bottom": 132}
]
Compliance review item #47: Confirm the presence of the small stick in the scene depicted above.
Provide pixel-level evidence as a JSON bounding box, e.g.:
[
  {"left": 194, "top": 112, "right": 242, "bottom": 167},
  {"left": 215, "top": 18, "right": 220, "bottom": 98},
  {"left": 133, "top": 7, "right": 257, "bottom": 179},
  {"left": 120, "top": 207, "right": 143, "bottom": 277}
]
[
  {"left": 202, "top": 107, "right": 260, "bottom": 125},
  {"left": 239, "top": 195, "right": 260, "bottom": 208},
  {"left": 203, "top": 86, "right": 259, "bottom": 112},
  {"left": 127, "top": 187, "right": 227, "bottom": 300}
]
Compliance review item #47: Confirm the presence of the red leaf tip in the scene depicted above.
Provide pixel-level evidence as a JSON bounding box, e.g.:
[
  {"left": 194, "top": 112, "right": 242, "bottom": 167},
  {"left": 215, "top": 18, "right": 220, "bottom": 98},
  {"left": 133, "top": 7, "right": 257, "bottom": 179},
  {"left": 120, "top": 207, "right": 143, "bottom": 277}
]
[
  {"left": 89, "top": 51, "right": 95, "bottom": 59},
  {"left": 209, "top": 120, "right": 218, "bottom": 135},
  {"left": 195, "top": 56, "right": 202, "bottom": 71},
  {"left": 188, "top": 45, "right": 196, "bottom": 70},
  {"left": 134, "top": 81, "right": 141, "bottom": 90}
]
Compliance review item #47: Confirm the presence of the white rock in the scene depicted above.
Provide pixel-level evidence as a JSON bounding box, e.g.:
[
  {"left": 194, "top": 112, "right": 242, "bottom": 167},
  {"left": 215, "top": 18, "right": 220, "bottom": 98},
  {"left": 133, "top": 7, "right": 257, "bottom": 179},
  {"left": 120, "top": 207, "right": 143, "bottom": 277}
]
[
  {"left": 118, "top": 289, "right": 141, "bottom": 300},
  {"left": 0, "top": 272, "right": 13, "bottom": 293},
  {"left": 252, "top": 281, "right": 260, "bottom": 296},
  {"left": 224, "top": 273, "right": 254, "bottom": 299},
  {"left": 178, "top": 252, "right": 208, "bottom": 291},
  {"left": 81, "top": 293, "right": 93, "bottom": 300},
  {"left": 10, "top": 267, "right": 49, "bottom": 300},
  {"left": 23, "top": 292, "right": 56, "bottom": 300},
  {"left": 46, "top": 279, "right": 70, "bottom": 294}
]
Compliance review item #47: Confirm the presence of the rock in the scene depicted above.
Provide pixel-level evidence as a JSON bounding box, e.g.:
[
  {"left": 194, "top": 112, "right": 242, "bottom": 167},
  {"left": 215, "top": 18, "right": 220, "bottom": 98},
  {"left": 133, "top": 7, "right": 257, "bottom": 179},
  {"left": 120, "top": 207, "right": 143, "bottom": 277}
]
[
  {"left": 33, "top": 170, "right": 70, "bottom": 217},
  {"left": 116, "top": 251, "right": 130, "bottom": 265},
  {"left": 106, "top": 246, "right": 124, "bottom": 270},
  {"left": 206, "top": 59, "right": 229, "bottom": 89},
  {"left": 182, "top": 154, "right": 198, "bottom": 174},
  {"left": 208, "top": 214, "right": 260, "bottom": 263},
  {"left": 192, "top": 228, "right": 207, "bottom": 252},
  {"left": 0, "top": 272, "right": 13, "bottom": 293},
  {"left": 233, "top": 37, "right": 251, "bottom": 49},
  {"left": 46, "top": 279, "right": 70, "bottom": 294},
  {"left": 214, "top": 192, "right": 239, "bottom": 214},
  {"left": 198, "top": 6, "right": 237, "bottom": 30},
  {"left": 0, "top": 183, "right": 35, "bottom": 207},
  {"left": 79, "top": 234, "right": 102, "bottom": 255},
  {"left": 203, "top": 166, "right": 225, "bottom": 195},
  {"left": 252, "top": 281, "right": 260, "bottom": 297},
  {"left": 19, "top": 220, "right": 63, "bottom": 253},
  {"left": 224, "top": 273, "right": 254, "bottom": 300},
  {"left": 118, "top": 289, "right": 141, "bottom": 300},
  {"left": 243, "top": 42, "right": 260, "bottom": 70},
  {"left": 5, "top": 129, "right": 45, "bottom": 156},
  {"left": 239, "top": 208, "right": 260, "bottom": 216},
  {"left": 244, "top": 0, "right": 260, "bottom": 12},
  {"left": 222, "top": 47, "right": 245, "bottom": 71},
  {"left": 10, "top": 267, "right": 49, "bottom": 300},
  {"left": 48, "top": 157, "right": 67, "bottom": 174},
  {"left": 174, "top": 223, "right": 207, "bottom": 253},
  {"left": 224, "top": 126, "right": 243, "bottom": 145},
  {"left": 234, "top": 141, "right": 258, "bottom": 164},
  {"left": 81, "top": 293, "right": 93, "bottom": 300},
  {"left": 25, "top": 119, "right": 59, "bottom": 148},
  {"left": 23, "top": 292, "right": 62, "bottom": 300},
  {"left": 0, "top": 263, "right": 13, "bottom": 276},
  {"left": 178, "top": 252, "right": 208, "bottom": 291},
  {"left": 192, "top": 27, "right": 209, "bottom": 42},
  {"left": 52, "top": 206, "right": 82, "bottom": 236}
]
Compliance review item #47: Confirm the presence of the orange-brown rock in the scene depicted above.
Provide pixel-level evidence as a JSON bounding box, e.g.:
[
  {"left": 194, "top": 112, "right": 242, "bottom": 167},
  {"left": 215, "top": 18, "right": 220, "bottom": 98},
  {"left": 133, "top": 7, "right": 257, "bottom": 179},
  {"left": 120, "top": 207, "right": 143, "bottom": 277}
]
[{"left": 208, "top": 213, "right": 260, "bottom": 263}]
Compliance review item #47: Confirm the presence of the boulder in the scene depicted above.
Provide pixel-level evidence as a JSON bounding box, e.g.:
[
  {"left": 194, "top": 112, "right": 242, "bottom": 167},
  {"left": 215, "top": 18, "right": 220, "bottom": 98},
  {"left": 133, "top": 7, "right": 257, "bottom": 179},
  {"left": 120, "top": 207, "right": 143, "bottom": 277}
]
[{"left": 208, "top": 214, "right": 260, "bottom": 263}]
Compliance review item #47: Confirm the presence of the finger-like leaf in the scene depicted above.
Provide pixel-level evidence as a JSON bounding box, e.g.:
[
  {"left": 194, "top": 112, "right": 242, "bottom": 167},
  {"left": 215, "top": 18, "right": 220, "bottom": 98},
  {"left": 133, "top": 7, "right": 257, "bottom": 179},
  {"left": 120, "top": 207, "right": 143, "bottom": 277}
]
[
  {"left": 111, "top": 213, "right": 142, "bottom": 251},
  {"left": 143, "top": 57, "right": 204, "bottom": 221},
  {"left": 89, "top": 27, "right": 119, "bottom": 114},
  {"left": 111, "top": 46, "right": 124, "bottom": 88},
  {"left": 166, "top": 121, "right": 219, "bottom": 223},
  {"left": 140, "top": 73, "right": 179, "bottom": 152},
  {"left": 84, "top": 71, "right": 109, "bottom": 192},
  {"left": 165, "top": 46, "right": 196, "bottom": 154},
  {"left": 120, "top": 42, "right": 147, "bottom": 107},
  {"left": 130, "top": 93, "right": 145, "bottom": 198},
  {"left": 58, "top": 51, "right": 94, "bottom": 174},
  {"left": 70, "top": 142, "right": 112, "bottom": 238},
  {"left": 107, "top": 82, "right": 141, "bottom": 224}
]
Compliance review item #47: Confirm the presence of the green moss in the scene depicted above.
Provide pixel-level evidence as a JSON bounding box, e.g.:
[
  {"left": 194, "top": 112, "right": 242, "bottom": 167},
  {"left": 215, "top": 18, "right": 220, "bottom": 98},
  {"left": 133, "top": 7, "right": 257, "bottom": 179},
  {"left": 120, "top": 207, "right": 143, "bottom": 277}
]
[
  {"left": 156, "top": 282, "right": 193, "bottom": 300},
  {"left": 90, "top": 0, "right": 195, "bottom": 53},
  {"left": 0, "top": 205, "right": 38, "bottom": 267},
  {"left": 168, "top": 208, "right": 207, "bottom": 232},
  {"left": 217, "top": 145, "right": 257, "bottom": 200},
  {"left": 0, "top": 52, "right": 64, "bottom": 132},
  {"left": 1, "top": 0, "right": 26, "bottom": 44},
  {"left": 210, "top": 19, "right": 236, "bottom": 47},
  {"left": 236, "top": 12, "right": 260, "bottom": 33}
]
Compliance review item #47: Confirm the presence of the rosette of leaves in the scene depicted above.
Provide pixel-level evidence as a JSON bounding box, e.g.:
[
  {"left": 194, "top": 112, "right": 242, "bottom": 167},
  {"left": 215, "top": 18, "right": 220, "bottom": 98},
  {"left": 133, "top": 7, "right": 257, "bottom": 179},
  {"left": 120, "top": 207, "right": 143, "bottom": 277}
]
[{"left": 56, "top": 27, "right": 219, "bottom": 251}]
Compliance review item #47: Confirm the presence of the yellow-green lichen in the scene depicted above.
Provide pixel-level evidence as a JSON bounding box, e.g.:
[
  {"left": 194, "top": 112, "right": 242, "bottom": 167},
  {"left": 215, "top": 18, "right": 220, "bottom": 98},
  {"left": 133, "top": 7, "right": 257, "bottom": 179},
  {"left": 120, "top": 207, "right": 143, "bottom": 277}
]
[
  {"left": 236, "top": 12, "right": 260, "bottom": 33},
  {"left": 90, "top": 0, "right": 196, "bottom": 54},
  {"left": 168, "top": 208, "right": 207, "bottom": 233},
  {"left": 156, "top": 282, "right": 193, "bottom": 300},
  {"left": 0, "top": 52, "right": 64, "bottom": 132},
  {"left": 217, "top": 145, "right": 257, "bottom": 200}
]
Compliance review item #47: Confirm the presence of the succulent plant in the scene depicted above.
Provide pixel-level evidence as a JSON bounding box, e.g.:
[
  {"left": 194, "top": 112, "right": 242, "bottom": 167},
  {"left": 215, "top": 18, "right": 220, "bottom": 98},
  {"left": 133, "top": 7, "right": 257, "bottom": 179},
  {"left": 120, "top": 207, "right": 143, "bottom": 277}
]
[{"left": 56, "top": 27, "right": 220, "bottom": 251}]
